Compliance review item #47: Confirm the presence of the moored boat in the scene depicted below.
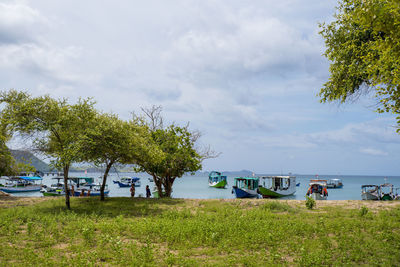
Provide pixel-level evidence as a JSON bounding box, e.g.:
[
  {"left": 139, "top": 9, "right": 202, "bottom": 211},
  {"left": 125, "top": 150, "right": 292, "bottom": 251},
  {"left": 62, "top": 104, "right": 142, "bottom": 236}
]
[
  {"left": 361, "top": 185, "right": 380, "bottom": 200},
  {"left": 326, "top": 178, "right": 343, "bottom": 189},
  {"left": 232, "top": 177, "right": 259, "bottom": 198},
  {"left": 306, "top": 180, "right": 328, "bottom": 200},
  {"left": 40, "top": 176, "right": 65, "bottom": 196},
  {"left": 257, "top": 176, "right": 296, "bottom": 198},
  {"left": 208, "top": 171, "right": 227, "bottom": 188},
  {"left": 0, "top": 176, "right": 43, "bottom": 193},
  {"left": 115, "top": 177, "right": 141, "bottom": 188},
  {"left": 380, "top": 183, "right": 395, "bottom": 201}
]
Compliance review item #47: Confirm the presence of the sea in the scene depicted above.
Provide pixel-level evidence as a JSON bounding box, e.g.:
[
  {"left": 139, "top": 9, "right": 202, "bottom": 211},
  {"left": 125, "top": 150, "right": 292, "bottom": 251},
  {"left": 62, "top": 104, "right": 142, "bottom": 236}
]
[{"left": 9, "top": 172, "right": 400, "bottom": 200}]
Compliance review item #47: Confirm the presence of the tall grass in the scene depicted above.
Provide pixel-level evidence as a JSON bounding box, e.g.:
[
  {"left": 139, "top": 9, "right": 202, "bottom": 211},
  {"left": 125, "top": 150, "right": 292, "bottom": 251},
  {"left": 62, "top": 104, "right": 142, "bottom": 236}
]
[{"left": 0, "top": 197, "right": 399, "bottom": 266}]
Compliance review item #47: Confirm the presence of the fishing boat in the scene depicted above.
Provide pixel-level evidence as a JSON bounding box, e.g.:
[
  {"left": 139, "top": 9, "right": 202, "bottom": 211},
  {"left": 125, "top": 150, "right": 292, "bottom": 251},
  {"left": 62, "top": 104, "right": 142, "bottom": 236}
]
[
  {"left": 380, "top": 183, "right": 395, "bottom": 201},
  {"left": 208, "top": 171, "right": 227, "bottom": 188},
  {"left": 361, "top": 185, "right": 380, "bottom": 200},
  {"left": 40, "top": 176, "right": 65, "bottom": 196},
  {"left": 69, "top": 177, "right": 110, "bottom": 197},
  {"left": 0, "top": 176, "right": 43, "bottom": 193},
  {"left": 114, "top": 177, "right": 141, "bottom": 188},
  {"left": 326, "top": 178, "right": 343, "bottom": 189},
  {"left": 257, "top": 176, "right": 296, "bottom": 198},
  {"left": 232, "top": 177, "right": 259, "bottom": 198},
  {"left": 306, "top": 180, "right": 328, "bottom": 200}
]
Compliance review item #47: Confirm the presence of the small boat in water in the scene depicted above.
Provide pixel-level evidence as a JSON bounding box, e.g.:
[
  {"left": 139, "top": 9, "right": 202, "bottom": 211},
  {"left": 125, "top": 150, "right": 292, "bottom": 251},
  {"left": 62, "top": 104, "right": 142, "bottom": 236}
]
[
  {"left": 114, "top": 177, "right": 141, "bottom": 188},
  {"left": 296, "top": 182, "right": 300, "bottom": 187},
  {"left": 232, "top": 177, "right": 259, "bottom": 198},
  {"left": 326, "top": 178, "right": 343, "bottom": 189},
  {"left": 361, "top": 185, "right": 380, "bottom": 200},
  {"left": 208, "top": 171, "right": 227, "bottom": 188},
  {"left": 380, "top": 183, "right": 395, "bottom": 201},
  {"left": 306, "top": 180, "right": 328, "bottom": 200},
  {"left": 257, "top": 176, "right": 296, "bottom": 198},
  {"left": 0, "top": 176, "right": 43, "bottom": 193},
  {"left": 41, "top": 176, "right": 65, "bottom": 196}
]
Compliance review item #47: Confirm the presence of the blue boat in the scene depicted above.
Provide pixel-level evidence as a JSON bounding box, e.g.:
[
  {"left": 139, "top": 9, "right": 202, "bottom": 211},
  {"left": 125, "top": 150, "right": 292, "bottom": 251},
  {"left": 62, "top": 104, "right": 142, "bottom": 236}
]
[
  {"left": 115, "top": 177, "right": 141, "bottom": 188},
  {"left": 0, "top": 176, "right": 43, "bottom": 193},
  {"left": 296, "top": 182, "right": 300, "bottom": 187},
  {"left": 232, "top": 177, "right": 259, "bottom": 198}
]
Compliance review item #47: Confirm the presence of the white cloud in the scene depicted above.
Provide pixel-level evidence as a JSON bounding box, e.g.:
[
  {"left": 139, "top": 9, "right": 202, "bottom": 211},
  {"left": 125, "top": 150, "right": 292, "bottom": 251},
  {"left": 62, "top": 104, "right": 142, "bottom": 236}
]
[{"left": 359, "top": 148, "right": 389, "bottom": 156}]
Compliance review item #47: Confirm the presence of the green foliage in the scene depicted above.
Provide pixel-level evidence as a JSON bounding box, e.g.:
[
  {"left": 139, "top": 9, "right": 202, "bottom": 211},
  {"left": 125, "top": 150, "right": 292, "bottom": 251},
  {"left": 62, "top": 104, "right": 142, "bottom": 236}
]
[
  {"left": 320, "top": 0, "right": 400, "bottom": 130},
  {"left": 305, "top": 196, "right": 316, "bottom": 210},
  {"left": 359, "top": 206, "right": 369, "bottom": 217},
  {"left": 1, "top": 198, "right": 400, "bottom": 266}
]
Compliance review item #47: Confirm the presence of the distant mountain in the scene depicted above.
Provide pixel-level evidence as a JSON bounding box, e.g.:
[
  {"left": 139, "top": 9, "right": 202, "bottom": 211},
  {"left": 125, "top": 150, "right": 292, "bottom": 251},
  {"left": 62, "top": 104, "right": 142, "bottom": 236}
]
[{"left": 10, "top": 150, "right": 52, "bottom": 172}]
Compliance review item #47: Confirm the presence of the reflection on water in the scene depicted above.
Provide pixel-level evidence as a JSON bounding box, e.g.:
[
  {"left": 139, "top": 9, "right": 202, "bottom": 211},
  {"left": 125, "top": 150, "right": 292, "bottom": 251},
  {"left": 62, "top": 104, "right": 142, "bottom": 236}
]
[{"left": 6, "top": 172, "right": 400, "bottom": 200}]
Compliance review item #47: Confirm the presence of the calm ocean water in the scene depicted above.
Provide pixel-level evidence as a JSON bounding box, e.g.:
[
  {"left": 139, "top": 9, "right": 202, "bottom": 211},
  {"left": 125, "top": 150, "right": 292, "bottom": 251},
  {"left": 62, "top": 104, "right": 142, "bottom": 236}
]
[{"left": 9, "top": 172, "right": 400, "bottom": 200}]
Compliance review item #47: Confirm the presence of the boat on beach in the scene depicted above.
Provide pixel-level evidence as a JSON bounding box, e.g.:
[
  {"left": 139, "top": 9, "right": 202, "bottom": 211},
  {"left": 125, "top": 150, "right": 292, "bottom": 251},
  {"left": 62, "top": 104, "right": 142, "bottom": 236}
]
[
  {"left": 232, "top": 177, "right": 259, "bottom": 198},
  {"left": 257, "top": 176, "right": 296, "bottom": 198},
  {"left": 380, "top": 183, "right": 395, "bottom": 201},
  {"left": 0, "top": 176, "right": 43, "bottom": 193},
  {"left": 361, "top": 185, "right": 380, "bottom": 200},
  {"left": 306, "top": 180, "right": 328, "bottom": 200},
  {"left": 208, "top": 171, "right": 227, "bottom": 188},
  {"left": 326, "top": 178, "right": 343, "bottom": 189}
]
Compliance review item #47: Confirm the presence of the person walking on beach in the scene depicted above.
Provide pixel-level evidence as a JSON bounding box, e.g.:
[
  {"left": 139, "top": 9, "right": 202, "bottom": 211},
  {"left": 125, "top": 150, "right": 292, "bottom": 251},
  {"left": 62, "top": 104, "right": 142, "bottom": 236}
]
[
  {"left": 130, "top": 183, "right": 135, "bottom": 198},
  {"left": 146, "top": 185, "right": 151, "bottom": 198}
]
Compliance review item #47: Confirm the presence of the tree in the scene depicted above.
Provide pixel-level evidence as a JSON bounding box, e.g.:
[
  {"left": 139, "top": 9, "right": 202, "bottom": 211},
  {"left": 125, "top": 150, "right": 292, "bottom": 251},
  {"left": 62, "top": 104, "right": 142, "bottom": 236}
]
[
  {"left": 78, "top": 113, "right": 149, "bottom": 201},
  {"left": 0, "top": 90, "right": 97, "bottom": 209},
  {"left": 0, "top": 122, "right": 18, "bottom": 176},
  {"left": 134, "top": 106, "right": 218, "bottom": 197},
  {"left": 319, "top": 0, "right": 400, "bottom": 130}
]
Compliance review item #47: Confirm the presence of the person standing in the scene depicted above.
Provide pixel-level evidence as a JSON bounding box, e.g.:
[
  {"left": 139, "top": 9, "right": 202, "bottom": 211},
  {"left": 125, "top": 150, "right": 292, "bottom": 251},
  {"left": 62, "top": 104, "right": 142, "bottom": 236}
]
[
  {"left": 146, "top": 185, "right": 151, "bottom": 198},
  {"left": 130, "top": 183, "right": 135, "bottom": 198}
]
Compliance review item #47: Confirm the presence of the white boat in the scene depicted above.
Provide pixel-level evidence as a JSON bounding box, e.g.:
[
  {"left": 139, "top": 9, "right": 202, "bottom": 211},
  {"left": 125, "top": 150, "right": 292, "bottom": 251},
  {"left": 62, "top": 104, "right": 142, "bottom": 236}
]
[
  {"left": 306, "top": 180, "right": 328, "bottom": 200},
  {"left": 0, "top": 176, "right": 43, "bottom": 193},
  {"left": 257, "top": 176, "right": 296, "bottom": 198},
  {"left": 326, "top": 178, "right": 343, "bottom": 188},
  {"left": 361, "top": 185, "right": 380, "bottom": 200}
]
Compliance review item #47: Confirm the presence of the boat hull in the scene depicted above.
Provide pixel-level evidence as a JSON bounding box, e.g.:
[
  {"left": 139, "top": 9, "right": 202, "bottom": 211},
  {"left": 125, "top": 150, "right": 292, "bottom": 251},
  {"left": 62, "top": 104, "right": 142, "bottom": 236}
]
[
  {"left": 70, "top": 190, "right": 110, "bottom": 197},
  {"left": 361, "top": 192, "right": 379, "bottom": 200},
  {"left": 232, "top": 187, "right": 258, "bottom": 198},
  {"left": 209, "top": 180, "right": 227, "bottom": 189},
  {"left": 0, "top": 186, "right": 42, "bottom": 193},
  {"left": 42, "top": 191, "right": 65, "bottom": 196},
  {"left": 327, "top": 184, "right": 343, "bottom": 189},
  {"left": 116, "top": 181, "right": 141, "bottom": 188},
  {"left": 310, "top": 192, "right": 327, "bottom": 200},
  {"left": 257, "top": 186, "right": 295, "bottom": 198}
]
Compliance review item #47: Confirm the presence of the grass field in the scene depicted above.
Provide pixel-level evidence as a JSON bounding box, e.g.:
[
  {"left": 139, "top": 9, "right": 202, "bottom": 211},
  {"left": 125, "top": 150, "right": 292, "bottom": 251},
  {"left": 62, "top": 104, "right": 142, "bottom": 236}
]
[{"left": 0, "top": 196, "right": 399, "bottom": 266}]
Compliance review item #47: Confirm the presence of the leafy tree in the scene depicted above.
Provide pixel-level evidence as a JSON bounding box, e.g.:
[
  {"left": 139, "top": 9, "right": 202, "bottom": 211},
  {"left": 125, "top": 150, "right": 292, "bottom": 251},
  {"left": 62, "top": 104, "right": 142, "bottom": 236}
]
[
  {"left": 0, "top": 124, "right": 18, "bottom": 176},
  {"left": 78, "top": 113, "right": 150, "bottom": 200},
  {"left": 134, "top": 106, "right": 217, "bottom": 197},
  {"left": 0, "top": 90, "right": 97, "bottom": 209},
  {"left": 319, "top": 0, "right": 400, "bottom": 130}
]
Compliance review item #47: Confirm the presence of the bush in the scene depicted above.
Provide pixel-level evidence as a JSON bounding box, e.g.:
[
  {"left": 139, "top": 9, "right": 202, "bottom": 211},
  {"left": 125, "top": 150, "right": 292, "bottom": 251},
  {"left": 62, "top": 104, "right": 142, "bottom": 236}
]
[
  {"left": 305, "top": 196, "right": 316, "bottom": 210},
  {"left": 359, "top": 206, "right": 369, "bottom": 217}
]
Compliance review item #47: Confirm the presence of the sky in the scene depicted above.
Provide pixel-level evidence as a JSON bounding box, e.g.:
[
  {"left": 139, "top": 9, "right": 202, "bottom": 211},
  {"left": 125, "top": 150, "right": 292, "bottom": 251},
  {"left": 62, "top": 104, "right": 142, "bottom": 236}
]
[{"left": 1, "top": 0, "right": 400, "bottom": 176}]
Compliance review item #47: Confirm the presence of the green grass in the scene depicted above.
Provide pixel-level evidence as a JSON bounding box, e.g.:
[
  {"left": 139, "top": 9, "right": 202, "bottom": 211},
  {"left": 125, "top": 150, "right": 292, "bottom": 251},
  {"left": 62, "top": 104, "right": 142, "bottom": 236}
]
[{"left": 1, "top": 197, "right": 400, "bottom": 266}]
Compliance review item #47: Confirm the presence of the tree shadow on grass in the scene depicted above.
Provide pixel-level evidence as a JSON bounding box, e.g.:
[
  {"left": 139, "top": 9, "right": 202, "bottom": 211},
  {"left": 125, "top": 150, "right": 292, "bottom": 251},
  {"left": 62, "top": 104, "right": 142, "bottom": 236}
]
[{"left": 31, "top": 197, "right": 185, "bottom": 218}]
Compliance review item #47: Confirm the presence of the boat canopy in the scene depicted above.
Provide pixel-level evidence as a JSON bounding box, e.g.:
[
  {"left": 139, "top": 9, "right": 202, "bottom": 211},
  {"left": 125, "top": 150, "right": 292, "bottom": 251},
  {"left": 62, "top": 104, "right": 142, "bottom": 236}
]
[
  {"left": 15, "top": 176, "right": 42, "bottom": 180},
  {"left": 361, "top": 185, "right": 378, "bottom": 188},
  {"left": 209, "top": 171, "right": 222, "bottom": 177},
  {"left": 234, "top": 177, "right": 259, "bottom": 181},
  {"left": 69, "top": 177, "right": 94, "bottom": 184}
]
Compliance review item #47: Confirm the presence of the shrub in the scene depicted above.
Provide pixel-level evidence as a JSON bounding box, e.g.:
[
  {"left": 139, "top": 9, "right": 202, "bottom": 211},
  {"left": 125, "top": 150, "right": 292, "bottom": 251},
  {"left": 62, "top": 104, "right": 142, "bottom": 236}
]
[
  {"left": 305, "top": 196, "right": 316, "bottom": 210},
  {"left": 359, "top": 206, "right": 369, "bottom": 217}
]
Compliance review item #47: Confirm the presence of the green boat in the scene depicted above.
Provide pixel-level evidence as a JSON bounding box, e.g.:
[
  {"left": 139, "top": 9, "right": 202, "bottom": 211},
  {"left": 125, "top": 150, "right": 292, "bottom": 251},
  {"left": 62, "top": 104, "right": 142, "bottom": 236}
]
[
  {"left": 257, "top": 176, "right": 296, "bottom": 198},
  {"left": 208, "top": 171, "right": 227, "bottom": 188}
]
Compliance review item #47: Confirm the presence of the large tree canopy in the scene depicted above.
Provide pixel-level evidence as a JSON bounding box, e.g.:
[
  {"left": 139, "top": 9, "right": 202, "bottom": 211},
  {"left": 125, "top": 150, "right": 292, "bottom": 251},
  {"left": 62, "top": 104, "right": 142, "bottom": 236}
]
[{"left": 320, "top": 0, "right": 400, "bottom": 130}]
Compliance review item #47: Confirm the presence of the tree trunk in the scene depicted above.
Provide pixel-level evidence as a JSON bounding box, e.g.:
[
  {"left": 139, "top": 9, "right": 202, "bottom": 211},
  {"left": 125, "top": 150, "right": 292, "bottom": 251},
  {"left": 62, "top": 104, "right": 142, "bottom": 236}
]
[
  {"left": 63, "top": 164, "right": 70, "bottom": 209},
  {"left": 164, "top": 176, "right": 175, "bottom": 197},
  {"left": 101, "top": 161, "right": 113, "bottom": 201},
  {"left": 153, "top": 175, "right": 163, "bottom": 197}
]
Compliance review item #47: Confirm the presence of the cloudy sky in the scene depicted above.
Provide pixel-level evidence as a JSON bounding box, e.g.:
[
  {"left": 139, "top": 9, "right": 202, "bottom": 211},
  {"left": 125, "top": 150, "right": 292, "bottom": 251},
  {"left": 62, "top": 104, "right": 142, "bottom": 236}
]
[{"left": 1, "top": 0, "right": 400, "bottom": 175}]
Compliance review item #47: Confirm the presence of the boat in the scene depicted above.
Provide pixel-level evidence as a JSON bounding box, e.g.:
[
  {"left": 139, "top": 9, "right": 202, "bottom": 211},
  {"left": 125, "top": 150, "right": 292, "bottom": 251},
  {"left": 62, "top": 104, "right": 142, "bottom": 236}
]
[
  {"left": 0, "top": 176, "right": 43, "bottom": 193},
  {"left": 40, "top": 176, "right": 65, "bottom": 196},
  {"left": 361, "top": 185, "right": 380, "bottom": 200},
  {"left": 257, "top": 176, "right": 296, "bottom": 198},
  {"left": 208, "top": 171, "right": 227, "bottom": 188},
  {"left": 114, "top": 177, "right": 141, "bottom": 188},
  {"left": 69, "top": 177, "right": 110, "bottom": 197},
  {"left": 379, "top": 183, "right": 395, "bottom": 201},
  {"left": 232, "top": 177, "right": 259, "bottom": 198},
  {"left": 306, "top": 180, "right": 328, "bottom": 200},
  {"left": 296, "top": 182, "right": 300, "bottom": 187},
  {"left": 326, "top": 178, "right": 343, "bottom": 189},
  {"left": 148, "top": 177, "right": 154, "bottom": 182}
]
